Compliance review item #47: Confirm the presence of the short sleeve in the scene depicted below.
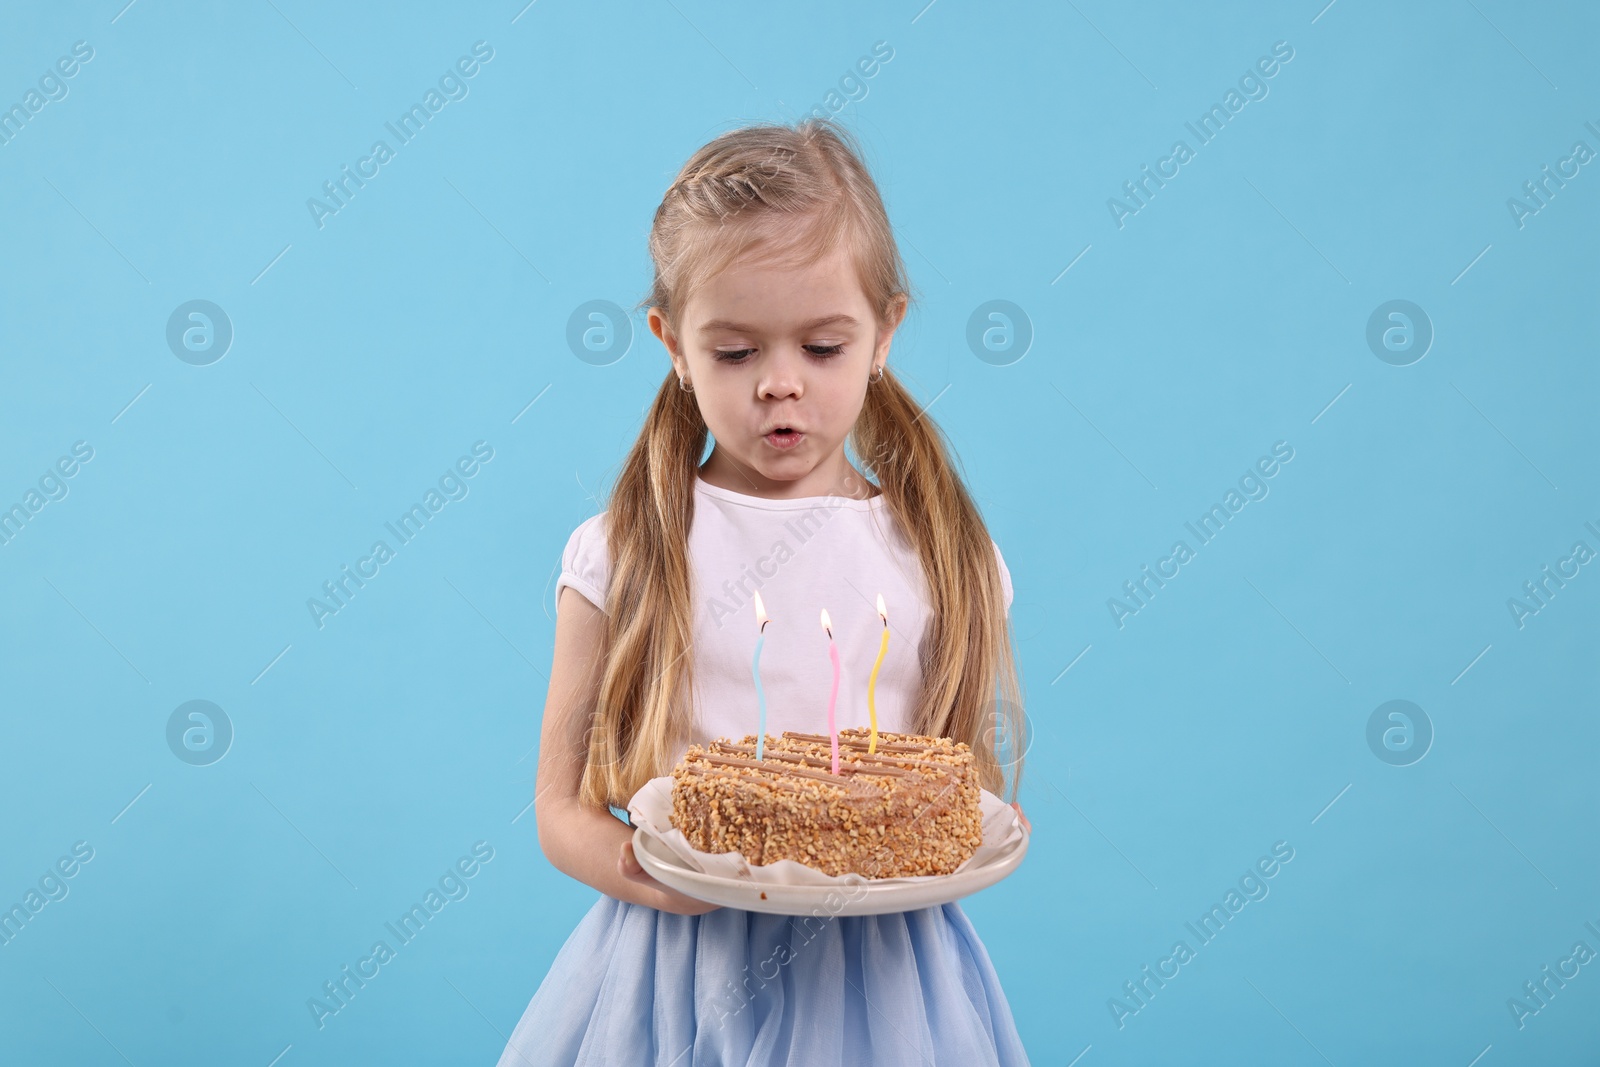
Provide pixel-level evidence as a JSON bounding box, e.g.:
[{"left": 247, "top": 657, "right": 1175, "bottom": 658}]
[
  {"left": 555, "top": 513, "right": 610, "bottom": 614},
  {"left": 992, "top": 539, "right": 1014, "bottom": 617}
]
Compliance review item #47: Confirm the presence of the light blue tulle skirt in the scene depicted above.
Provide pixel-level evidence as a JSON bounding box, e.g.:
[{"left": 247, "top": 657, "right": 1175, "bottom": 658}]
[{"left": 495, "top": 894, "right": 1030, "bottom": 1066}]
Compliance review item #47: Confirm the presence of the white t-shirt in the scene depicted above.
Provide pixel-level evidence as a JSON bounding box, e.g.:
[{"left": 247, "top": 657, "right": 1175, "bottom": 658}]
[{"left": 555, "top": 475, "right": 1013, "bottom": 751}]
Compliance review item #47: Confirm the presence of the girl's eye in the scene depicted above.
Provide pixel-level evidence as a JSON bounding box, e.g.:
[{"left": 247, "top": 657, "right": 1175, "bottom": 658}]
[{"left": 713, "top": 345, "right": 844, "bottom": 363}]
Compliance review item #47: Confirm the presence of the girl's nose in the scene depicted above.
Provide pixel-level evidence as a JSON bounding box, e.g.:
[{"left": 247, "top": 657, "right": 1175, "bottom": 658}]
[{"left": 757, "top": 348, "right": 805, "bottom": 401}]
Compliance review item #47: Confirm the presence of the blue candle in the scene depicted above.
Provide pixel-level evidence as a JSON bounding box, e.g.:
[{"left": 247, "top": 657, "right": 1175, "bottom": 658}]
[{"left": 752, "top": 591, "right": 770, "bottom": 760}]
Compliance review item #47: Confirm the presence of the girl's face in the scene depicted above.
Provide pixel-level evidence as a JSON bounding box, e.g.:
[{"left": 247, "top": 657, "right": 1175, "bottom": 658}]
[{"left": 650, "top": 241, "right": 903, "bottom": 500}]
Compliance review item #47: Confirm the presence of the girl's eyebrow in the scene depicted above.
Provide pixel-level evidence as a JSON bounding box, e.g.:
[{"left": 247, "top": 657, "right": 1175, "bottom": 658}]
[{"left": 697, "top": 313, "right": 860, "bottom": 333}]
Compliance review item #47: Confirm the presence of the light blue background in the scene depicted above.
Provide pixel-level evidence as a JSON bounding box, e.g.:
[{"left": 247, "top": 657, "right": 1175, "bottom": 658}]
[{"left": 2, "top": 1, "right": 1596, "bottom": 1064}]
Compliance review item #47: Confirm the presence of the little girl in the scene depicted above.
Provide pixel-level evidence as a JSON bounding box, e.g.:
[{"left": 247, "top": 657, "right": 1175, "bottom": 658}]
[{"left": 497, "top": 117, "right": 1031, "bottom": 1066}]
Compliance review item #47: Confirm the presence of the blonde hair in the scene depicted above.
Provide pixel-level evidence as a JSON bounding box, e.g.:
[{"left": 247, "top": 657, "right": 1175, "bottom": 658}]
[{"left": 578, "top": 117, "right": 1027, "bottom": 809}]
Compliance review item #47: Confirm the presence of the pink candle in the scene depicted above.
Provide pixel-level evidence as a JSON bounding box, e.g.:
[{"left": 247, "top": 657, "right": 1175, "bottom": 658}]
[
  {"left": 820, "top": 608, "right": 840, "bottom": 774},
  {"left": 752, "top": 591, "right": 770, "bottom": 762}
]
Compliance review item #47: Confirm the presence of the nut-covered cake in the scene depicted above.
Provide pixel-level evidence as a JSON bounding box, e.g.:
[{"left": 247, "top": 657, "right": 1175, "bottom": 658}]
[{"left": 667, "top": 727, "right": 983, "bottom": 878}]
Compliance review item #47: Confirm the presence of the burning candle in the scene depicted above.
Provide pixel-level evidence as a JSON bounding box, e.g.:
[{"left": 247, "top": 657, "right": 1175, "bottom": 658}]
[
  {"left": 867, "top": 593, "right": 889, "bottom": 754},
  {"left": 820, "top": 608, "right": 840, "bottom": 774},
  {"left": 752, "top": 591, "right": 770, "bottom": 761}
]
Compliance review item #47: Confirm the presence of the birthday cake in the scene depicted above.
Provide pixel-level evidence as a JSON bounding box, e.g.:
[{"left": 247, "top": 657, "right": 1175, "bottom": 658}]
[{"left": 667, "top": 727, "right": 983, "bottom": 878}]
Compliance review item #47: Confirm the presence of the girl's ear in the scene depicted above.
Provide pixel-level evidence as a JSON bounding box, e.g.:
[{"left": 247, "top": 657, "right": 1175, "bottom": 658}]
[
  {"left": 876, "top": 294, "right": 908, "bottom": 361},
  {"left": 647, "top": 306, "right": 685, "bottom": 371},
  {"left": 886, "top": 293, "right": 908, "bottom": 330},
  {"left": 646, "top": 306, "right": 671, "bottom": 347}
]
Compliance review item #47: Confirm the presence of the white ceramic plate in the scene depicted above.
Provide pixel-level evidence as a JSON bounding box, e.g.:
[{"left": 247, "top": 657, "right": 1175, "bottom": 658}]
[{"left": 628, "top": 783, "right": 1029, "bottom": 916}]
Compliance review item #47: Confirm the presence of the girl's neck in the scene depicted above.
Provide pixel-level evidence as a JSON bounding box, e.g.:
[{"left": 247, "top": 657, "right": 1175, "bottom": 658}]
[{"left": 698, "top": 450, "right": 880, "bottom": 502}]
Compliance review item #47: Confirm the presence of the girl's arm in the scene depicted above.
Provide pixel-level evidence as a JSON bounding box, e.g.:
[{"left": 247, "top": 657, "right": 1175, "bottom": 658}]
[{"left": 534, "top": 585, "right": 719, "bottom": 915}]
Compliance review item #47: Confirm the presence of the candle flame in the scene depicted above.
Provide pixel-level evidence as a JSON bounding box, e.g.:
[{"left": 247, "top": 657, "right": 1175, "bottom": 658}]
[
  {"left": 753, "top": 589, "right": 768, "bottom": 626},
  {"left": 819, "top": 607, "right": 832, "bottom": 636},
  {"left": 876, "top": 592, "right": 887, "bottom": 622}
]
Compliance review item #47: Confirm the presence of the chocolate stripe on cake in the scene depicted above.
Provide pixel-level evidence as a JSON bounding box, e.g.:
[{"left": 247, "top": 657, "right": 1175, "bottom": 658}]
[
  {"left": 687, "top": 764, "right": 882, "bottom": 799},
  {"left": 781, "top": 730, "right": 941, "bottom": 754},
  {"left": 709, "top": 741, "right": 912, "bottom": 777},
  {"left": 690, "top": 766, "right": 855, "bottom": 795},
  {"left": 772, "top": 736, "right": 961, "bottom": 772},
  {"left": 689, "top": 751, "right": 883, "bottom": 786}
]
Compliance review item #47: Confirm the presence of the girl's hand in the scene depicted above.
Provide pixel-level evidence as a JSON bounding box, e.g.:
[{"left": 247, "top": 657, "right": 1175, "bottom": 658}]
[
  {"left": 619, "top": 840, "right": 722, "bottom": 915},
  {"left": 1011, "top": 801, "right": 1032, "bottom": 834}
]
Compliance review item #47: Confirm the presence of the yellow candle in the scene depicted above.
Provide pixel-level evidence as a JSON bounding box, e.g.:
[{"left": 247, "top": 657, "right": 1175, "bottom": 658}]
[{"left": 868, "top": 593, "right": 889, "bottom": 753}]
